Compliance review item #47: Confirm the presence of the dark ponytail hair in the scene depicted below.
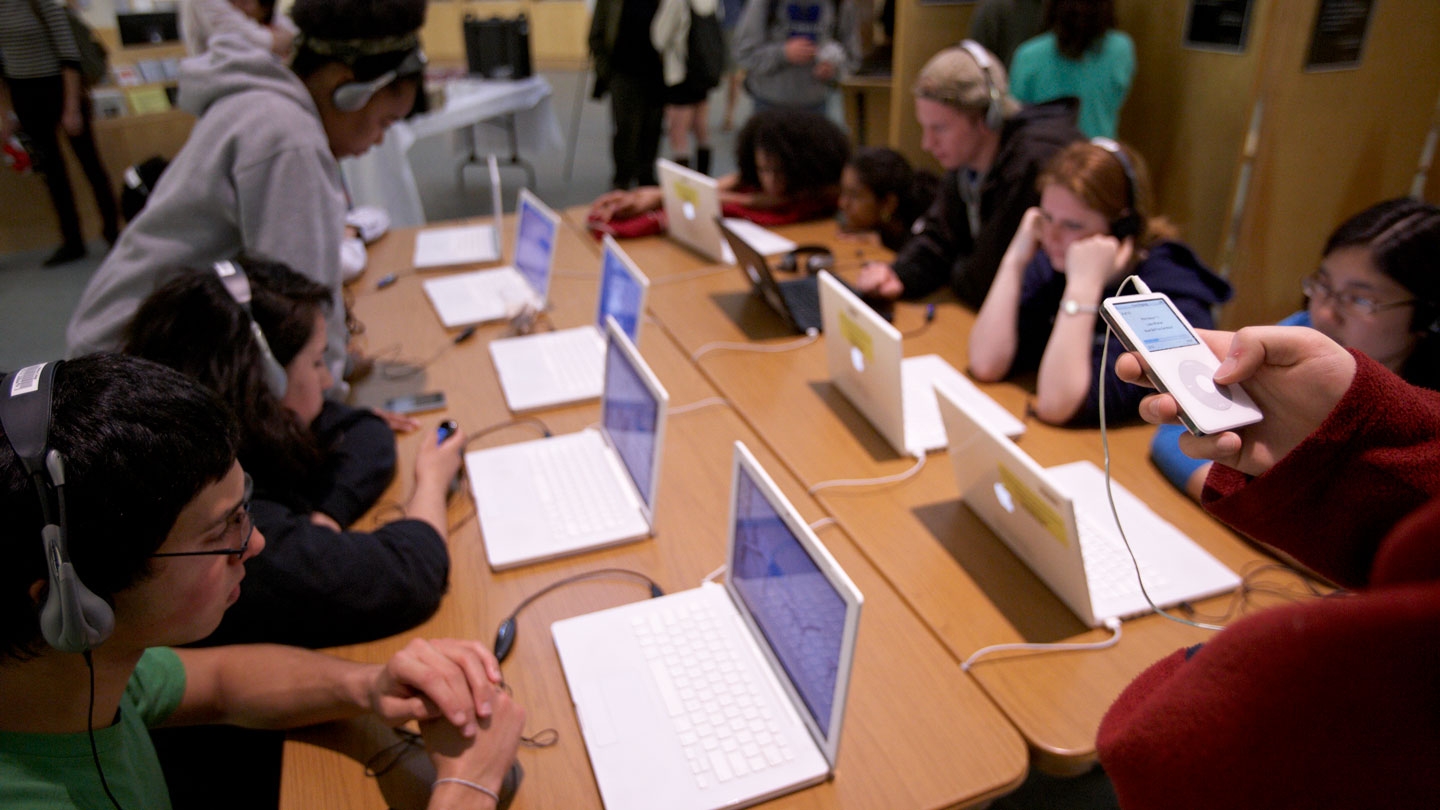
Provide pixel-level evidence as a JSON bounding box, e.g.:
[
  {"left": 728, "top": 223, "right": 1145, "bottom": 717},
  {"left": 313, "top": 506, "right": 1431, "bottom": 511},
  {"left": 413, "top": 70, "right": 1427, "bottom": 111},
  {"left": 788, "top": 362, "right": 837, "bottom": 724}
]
[{"left": 122, "top": 256, "right": 333, "bottom": 492}]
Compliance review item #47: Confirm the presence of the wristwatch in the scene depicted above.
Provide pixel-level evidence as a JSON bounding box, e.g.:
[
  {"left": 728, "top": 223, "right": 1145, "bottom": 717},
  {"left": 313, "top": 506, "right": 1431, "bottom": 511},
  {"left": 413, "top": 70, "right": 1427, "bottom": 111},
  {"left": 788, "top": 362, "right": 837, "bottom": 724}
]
[{"left": 1061, "top": 299, "right": 1099, "bottom": 315}]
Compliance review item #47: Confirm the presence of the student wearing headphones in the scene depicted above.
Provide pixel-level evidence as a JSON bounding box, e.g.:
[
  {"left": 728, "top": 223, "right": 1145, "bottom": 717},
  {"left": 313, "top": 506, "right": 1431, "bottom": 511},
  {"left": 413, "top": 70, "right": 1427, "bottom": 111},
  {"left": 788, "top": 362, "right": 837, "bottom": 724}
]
[
  {"left": 967, "top": 139, "right": 1232, "bottom": 426},
  {"left": 0, "top": 354, "right": 523, "bottom": 810},
  {"left": 66, "top": 0, "right": 428, "bottom": 389},
  {"left": 855, "top": 41, "right": 1082, "bottom": 308},
  {"left": 1102, "top": 325, "right": 1440, "bottom": 809},
  {"left": 1152, "top": 197, "right": 1440, "bottom": 499},
  {"left": 121, "top": 257, "right": 467, "bottom": 809}
]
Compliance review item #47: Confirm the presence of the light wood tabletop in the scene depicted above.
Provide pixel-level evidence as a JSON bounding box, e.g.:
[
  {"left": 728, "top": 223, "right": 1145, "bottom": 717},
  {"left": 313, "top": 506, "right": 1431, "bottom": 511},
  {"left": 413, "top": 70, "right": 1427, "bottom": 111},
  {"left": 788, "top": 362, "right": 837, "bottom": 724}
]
[
  {"left": 278, "top": 215, "right": 1030, "bottom": 809},
  {"left": 634, "top": 219, "right": 1312, "bottom": 775}
]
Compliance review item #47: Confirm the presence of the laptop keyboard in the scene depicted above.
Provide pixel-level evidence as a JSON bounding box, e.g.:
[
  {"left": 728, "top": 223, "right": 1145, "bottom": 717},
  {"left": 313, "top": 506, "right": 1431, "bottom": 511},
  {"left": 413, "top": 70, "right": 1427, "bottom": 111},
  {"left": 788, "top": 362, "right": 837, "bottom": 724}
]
[
  {"left": 543, "top": 336, "right": 602, "bottom": 395},
  {"left": 631, "top": 601, "right": 797, "bottom": 789},
  {"left": 530, "top": 438, "right": 633, "bottom": 539},
  {"left": 1076, "top": 512, "right": 1171, "bottom": 602}
]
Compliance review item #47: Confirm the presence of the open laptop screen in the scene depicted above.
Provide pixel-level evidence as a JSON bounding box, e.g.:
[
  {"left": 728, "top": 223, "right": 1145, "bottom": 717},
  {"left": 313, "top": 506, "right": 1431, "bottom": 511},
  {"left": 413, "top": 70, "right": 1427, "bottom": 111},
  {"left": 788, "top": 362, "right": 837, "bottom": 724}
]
[
  {"left": 730, "top": 470, "right": 848, "bottom": 738},
  {"left": 602, "top": 335, "right": 661, "bottom": 508},
  {"left": 513, "top": 194, "right": 557, "bottom": 298},
  {"left": 596, "top": 242, "right": 645, "bottom": 341}
]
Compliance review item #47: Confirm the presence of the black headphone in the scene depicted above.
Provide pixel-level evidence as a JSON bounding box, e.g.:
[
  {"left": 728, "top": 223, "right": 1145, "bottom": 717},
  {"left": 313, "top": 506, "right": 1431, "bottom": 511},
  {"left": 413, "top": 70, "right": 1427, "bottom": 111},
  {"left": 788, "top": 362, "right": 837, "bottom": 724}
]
[
  {"left": 214, "top": 261, "right": 289, "bottom": 399},
  {"left": 778, "top": 245, "right": 835, "bottom": 274},
  {"left": 958, "top": 40, "right": 1004, "bottom": 131},
  {"left": 0, "top": 362, "right": 115, "bottom": 653},
  {"left": 332, "top": 48, "right": 427, "bottom": 112},
  {"left": 1090, "top": 137, "right": 1141, "bottom": 240}
]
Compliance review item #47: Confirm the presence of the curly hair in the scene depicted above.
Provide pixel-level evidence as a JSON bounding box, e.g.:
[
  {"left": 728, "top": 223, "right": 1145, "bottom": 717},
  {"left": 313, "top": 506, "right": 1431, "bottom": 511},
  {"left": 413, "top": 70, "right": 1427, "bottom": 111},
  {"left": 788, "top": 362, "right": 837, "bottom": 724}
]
[
  {"left": 847, "top": 147, "right": 939, "bottom": 232},
  {"left": 736, "top": 109, "right": 851, "bottom": 199},
  {"left": 123, "top": 257, "right": 333, "bottom": 495},
  {"left": 289, "top": 0, "right": 428, "bottom": 82}
]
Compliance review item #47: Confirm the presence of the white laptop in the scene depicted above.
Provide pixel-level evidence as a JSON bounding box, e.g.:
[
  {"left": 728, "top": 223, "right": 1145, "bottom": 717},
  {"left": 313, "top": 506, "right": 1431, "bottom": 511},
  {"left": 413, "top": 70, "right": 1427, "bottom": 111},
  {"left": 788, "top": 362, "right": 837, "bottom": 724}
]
[
  {"left": 421, "top": 188, "right": 560, "bottom": 328},
  {"left": 488, "top": 234, "right": 652, "bottom": 412},
  {"left": 656, "top": 158, "right": 794, "bottom": 264},
  {"left": 465, "top": 317, "right": 668, "bottom": 569},
  {"left": 936, "top": 387, "right": 1240, "bottom": 627},
  {"left": 552, "top": 441, "right": 863, "bottom": 810},
  {"left": 412, "top": 154, "right": 505, "bottom": 267},
  {"left": 817, "top": 270, "right": 1024, "bottom": 457}
]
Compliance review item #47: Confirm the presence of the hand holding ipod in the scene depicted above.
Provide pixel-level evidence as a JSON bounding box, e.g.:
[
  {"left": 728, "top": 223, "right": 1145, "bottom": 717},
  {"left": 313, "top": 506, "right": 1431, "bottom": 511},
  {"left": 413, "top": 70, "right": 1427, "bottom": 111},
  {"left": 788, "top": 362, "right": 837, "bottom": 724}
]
[
  {"left": 1118, "top": 325, "right": 1356, "bottom": 478},
  {"left": 1101, "top": 292, "right": 1263, "bottom": 436}
]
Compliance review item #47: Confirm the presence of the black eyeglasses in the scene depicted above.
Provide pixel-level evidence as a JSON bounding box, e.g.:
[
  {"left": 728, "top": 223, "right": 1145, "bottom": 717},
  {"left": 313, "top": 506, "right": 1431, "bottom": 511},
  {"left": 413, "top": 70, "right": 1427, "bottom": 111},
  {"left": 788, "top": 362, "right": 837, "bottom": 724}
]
[
  {"left": 153, "top": 474, "right": 254, "bottom": 558},
  {"left": 1301, "top": 273, "right": 1415, "bottom": 318}
]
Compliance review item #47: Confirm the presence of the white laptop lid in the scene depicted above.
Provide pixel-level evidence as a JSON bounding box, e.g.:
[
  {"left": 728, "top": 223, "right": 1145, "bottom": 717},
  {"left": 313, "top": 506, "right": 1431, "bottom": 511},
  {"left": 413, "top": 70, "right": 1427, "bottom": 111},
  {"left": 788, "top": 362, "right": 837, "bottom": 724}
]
[
  {"left": 658, "top": 158, "right": 724, "bottom": 262},
  {"left": 596, "top": 235, "right": 652, "bottom": 343},
  {"left": 936, "top": 386, "right": 1101, "bottom": 625},
  {"left": 724, "top": 442, "right": 863, "bottom": 767},
  {"left": 601, "top": 316, "right": 668, "bottom": 523},
  {"left": 488, "top": 154, "right": 504, "bottom": 255},
  {"left": 513, "top": 188, "right": 561, "bottom": 302},
  {"left": 817, "top": 270, "right": 910, "bottom": 455}
]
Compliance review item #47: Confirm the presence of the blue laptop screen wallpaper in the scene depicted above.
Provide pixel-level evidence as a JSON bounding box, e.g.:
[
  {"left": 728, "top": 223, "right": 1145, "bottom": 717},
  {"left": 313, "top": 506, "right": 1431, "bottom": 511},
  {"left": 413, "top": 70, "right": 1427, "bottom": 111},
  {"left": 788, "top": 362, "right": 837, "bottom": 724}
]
[
  {"left": 596, "top": 245, "right": 644, "bottom": 341},
  {"left": 514, "top": 197, "right": 555, "bottom": 298},
  {"left": 731, "top": 470, "right": 846, "bottom": 737},
  {"left": 602, "top": 337, "right": 659, "bottom": 507}
]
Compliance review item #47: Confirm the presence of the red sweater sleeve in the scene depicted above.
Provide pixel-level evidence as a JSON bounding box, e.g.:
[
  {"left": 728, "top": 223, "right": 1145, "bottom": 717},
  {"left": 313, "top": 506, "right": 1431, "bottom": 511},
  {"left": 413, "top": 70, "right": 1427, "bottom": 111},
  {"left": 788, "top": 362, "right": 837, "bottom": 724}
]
[
  {"left": 1097, "top": 353, "right": 1440, "bottom": 809},
  {"left": 1203, "top": 351, "right": 1440, "bottom": 586}
]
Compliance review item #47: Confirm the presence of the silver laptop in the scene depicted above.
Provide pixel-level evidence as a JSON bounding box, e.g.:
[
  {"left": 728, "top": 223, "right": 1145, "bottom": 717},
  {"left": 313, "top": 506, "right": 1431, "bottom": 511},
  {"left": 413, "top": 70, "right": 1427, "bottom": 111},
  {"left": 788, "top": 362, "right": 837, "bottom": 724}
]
[
  {"left": 412, "top": 154, "right": 506, "bottom": 267},
  {"left": 817, "top": 270, "right": 1024, "bottom": 457},
  {"left": 658, "top": 157, "right": 726, "bottom": 262},
  {"left": 936, "top": 386, "right": 1240, "bottom": 627},
  {"left": 421, "top": 187, "right": 560, "bottom": 328},
  {"left": 552, "top": 441, "right": 863, "bottom": 810},
  {"left": 488, "top": 235, "right": 652, "bottom": 412},
  {"left": 465, "top": 317, "right": 668, "bottom": 569}
]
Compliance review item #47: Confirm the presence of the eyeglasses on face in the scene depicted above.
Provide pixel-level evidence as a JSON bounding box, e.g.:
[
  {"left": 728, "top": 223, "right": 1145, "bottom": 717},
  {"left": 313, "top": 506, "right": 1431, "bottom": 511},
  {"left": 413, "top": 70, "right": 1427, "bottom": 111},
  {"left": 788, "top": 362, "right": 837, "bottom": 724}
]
[
  {"left": 1301, "top": 273, "right": 1415, "bottom": 318},
  {"left": 152, "top": 473, "right": 254, "bottom": 559}
]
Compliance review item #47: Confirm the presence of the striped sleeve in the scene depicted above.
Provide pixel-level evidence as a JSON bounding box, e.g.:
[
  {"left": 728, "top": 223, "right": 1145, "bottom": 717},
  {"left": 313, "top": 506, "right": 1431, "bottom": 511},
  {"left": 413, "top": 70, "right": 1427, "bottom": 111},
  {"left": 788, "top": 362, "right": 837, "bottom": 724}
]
[{"left": 0, "top": 0, "right": 81, "bottom": 80}]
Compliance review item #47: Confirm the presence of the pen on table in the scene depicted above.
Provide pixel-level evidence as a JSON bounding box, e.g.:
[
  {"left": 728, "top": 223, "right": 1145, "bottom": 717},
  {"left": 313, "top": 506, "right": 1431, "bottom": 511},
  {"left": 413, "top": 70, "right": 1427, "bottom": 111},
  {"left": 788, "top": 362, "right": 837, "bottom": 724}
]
[{"left": 376, "top": 273, "right": 398, "bottom": 290}]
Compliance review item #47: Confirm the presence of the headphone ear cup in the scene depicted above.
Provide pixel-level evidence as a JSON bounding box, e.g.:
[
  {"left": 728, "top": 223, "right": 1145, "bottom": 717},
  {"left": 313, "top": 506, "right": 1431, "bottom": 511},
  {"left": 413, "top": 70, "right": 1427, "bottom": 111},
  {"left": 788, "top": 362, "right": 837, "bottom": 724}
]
[
  {"left": 780, "top": 245, "right": 834, "bottom": 275},
  {"left": 806, "top": 250, "right": 835, "bottom": 274},
  {"left": 1111, "top": 212, "right": 1140, "bottom": 240},
  {"left": 38, "top": 529, "right": 114, "bottom": 653},
  {"left": 332, "top": 81, "right": 373, "bottom": 113}
]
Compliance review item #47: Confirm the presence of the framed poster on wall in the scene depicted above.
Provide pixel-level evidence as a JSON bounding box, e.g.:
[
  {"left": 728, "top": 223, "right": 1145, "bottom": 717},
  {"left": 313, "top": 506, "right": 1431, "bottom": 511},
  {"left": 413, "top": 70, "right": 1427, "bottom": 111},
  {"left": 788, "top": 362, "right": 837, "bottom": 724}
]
[
  {"left": 1183, "top": 0, "right": 1253, "bottom": 54},
  {"left": 1304, "top": 0, "right": 1376, "bottom": 71}
]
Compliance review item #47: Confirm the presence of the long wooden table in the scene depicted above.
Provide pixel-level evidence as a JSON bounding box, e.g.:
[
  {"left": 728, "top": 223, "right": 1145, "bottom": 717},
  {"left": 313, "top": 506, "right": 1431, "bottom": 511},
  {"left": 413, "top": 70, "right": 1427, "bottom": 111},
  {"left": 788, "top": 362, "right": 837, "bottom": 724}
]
[
  {"left": 625, "top": 214, "right": 1307, "bottom": 776},
  {"left": 278, "top": 215, "right": 1030, "bottom": 809}
]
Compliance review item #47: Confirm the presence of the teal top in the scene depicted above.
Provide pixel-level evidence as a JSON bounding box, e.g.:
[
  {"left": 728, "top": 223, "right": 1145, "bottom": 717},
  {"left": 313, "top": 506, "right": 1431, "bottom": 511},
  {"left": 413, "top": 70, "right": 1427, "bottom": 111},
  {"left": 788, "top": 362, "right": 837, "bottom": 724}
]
[
  {"left": 0, "top": 647, "right": 186, "bottom": 810},
  {"left": 1010, "top": 29, "right": 1135, "bottom": 138}
]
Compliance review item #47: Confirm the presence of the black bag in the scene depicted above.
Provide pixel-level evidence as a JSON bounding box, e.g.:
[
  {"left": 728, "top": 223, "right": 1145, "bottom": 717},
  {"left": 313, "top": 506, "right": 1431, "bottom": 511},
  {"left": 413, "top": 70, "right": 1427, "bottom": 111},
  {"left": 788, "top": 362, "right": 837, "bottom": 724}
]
[
  {"left": 685, "top": 9, "right": 726, "bottom": 90},
  {"left": 463, "top": 14, "right": 532, "bottom": 80}
]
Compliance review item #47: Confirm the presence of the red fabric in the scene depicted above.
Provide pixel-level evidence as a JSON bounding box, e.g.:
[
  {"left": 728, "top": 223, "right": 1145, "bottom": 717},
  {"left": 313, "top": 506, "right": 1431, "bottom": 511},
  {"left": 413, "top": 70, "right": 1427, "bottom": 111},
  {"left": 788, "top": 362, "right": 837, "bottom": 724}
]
[
  {"left": 585, "top": 195, "right": 835, "bottom": 239},
  {"left": 1097, "top": 352, "right": 1440, "bottom": 810}
]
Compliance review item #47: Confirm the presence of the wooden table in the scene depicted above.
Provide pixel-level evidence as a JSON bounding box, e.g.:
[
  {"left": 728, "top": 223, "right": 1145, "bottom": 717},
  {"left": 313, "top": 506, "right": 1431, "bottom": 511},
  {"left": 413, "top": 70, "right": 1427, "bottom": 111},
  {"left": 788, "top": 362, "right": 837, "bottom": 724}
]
[
  {"left": 278, "top": 216, "right": 1030, "bottom": 809},
  {"left": 634, "top": 218, "right": 1305, "bottom": 775}
]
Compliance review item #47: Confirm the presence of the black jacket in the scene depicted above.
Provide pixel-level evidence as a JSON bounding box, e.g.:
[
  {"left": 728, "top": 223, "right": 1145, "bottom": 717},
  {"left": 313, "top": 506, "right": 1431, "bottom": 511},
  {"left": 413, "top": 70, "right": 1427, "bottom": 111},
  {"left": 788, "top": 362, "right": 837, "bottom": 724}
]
[
  {"left": 201, "top": 402, "right": 450, "bottom": 648},
  {"left": 894, "top": 98, "right": 1082, "bottom": 307}
]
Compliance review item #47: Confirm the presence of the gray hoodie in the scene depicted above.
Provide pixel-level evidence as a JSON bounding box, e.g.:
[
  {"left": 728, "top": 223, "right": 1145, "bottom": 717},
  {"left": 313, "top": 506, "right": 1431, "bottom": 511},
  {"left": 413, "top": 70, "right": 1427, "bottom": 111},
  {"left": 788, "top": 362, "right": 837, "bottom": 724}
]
[
  {"left": 67, "top": 33, "right": 347, "bottom": 373},
  {"left": 733, "top": 0, "right": 858, "bottom": 109}
]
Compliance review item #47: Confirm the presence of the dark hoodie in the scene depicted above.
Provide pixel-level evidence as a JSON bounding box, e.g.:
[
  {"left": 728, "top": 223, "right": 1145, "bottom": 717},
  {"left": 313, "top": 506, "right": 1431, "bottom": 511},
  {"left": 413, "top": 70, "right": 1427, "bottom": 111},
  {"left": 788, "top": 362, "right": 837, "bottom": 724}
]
[
  {"left": 1013, "top": 240, "right": 1233, "bottom": 425},
  {"left": 893, "top": 98, "right": 1082, "bottom": 307}
]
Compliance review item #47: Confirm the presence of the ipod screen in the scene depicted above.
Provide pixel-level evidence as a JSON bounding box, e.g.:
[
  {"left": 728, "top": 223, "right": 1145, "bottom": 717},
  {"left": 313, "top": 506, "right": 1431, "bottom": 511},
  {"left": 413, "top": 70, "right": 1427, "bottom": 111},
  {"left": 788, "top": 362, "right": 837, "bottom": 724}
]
[{"left": 1112, "top": 299, "right": 1200, "bottom": 352}]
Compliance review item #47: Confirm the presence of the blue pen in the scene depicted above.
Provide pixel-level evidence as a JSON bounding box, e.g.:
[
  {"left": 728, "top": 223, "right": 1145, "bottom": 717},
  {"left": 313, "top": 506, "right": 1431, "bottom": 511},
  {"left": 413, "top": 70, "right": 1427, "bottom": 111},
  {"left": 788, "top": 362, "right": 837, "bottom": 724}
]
[{"left": 376, "top": 273, "right": 398, "bottom": 289}]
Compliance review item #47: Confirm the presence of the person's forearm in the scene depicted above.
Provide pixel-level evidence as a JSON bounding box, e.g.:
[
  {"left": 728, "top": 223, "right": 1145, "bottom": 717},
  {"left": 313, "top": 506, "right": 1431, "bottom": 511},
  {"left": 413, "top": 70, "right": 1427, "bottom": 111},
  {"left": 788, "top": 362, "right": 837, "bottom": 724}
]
[
  {"left": 171, "top": 645, "right": 378, "bottom": 729},
  {"left": 967, "top": 252, "right": 1027, "bottom": 380},
  {"left": 429, "top": 782, "right": 499, "bottom": 810},
  {"left": 61, "top": 67, "right": 81, "bottom": 113},
  {"left": 405, "top": 476, "right": 452, "bottom": 539},
  {"left": 1033, "top": 307, "right": 1096, "bottom": 424}
]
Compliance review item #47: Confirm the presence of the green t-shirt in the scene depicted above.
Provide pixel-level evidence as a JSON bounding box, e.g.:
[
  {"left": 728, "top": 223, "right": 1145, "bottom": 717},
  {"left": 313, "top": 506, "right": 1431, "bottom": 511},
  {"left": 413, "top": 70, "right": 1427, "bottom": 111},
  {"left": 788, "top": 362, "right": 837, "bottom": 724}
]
[
  {"left": 1010, "top": 29, "right": 1136, "bottom": 139},
  {"left": 0, "top": 647, "right": 186, "bottom": 809}
]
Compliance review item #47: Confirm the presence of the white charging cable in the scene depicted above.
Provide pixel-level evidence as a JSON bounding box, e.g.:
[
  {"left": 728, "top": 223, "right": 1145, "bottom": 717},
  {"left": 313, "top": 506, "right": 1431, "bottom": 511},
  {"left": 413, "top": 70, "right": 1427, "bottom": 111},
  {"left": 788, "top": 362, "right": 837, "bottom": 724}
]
[
  {"left": 691, "top": 332, "right": 819, "bottom": 361},
  {"left": 807, "top": 452, "right": 926, "bottom": 495},
  {"left": 961, "top": 617, "right": 1122, "bottom": 671}
]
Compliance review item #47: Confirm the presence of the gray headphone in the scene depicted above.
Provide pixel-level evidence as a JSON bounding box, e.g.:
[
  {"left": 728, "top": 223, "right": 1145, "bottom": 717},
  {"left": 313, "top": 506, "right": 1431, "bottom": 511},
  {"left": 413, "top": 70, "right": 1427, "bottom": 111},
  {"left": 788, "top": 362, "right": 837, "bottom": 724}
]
[
  {"left": 214, "top": 261, "right": 289, "bottom": 399},
  {"left": 959, "top": 40, "right": 1005, "bottom": 131},
  {"left": 1, "top": 361, "right": 116, "bottom": 653},
  {"left": 332, "top": 48, "right": 427, "bottom": 112}
]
